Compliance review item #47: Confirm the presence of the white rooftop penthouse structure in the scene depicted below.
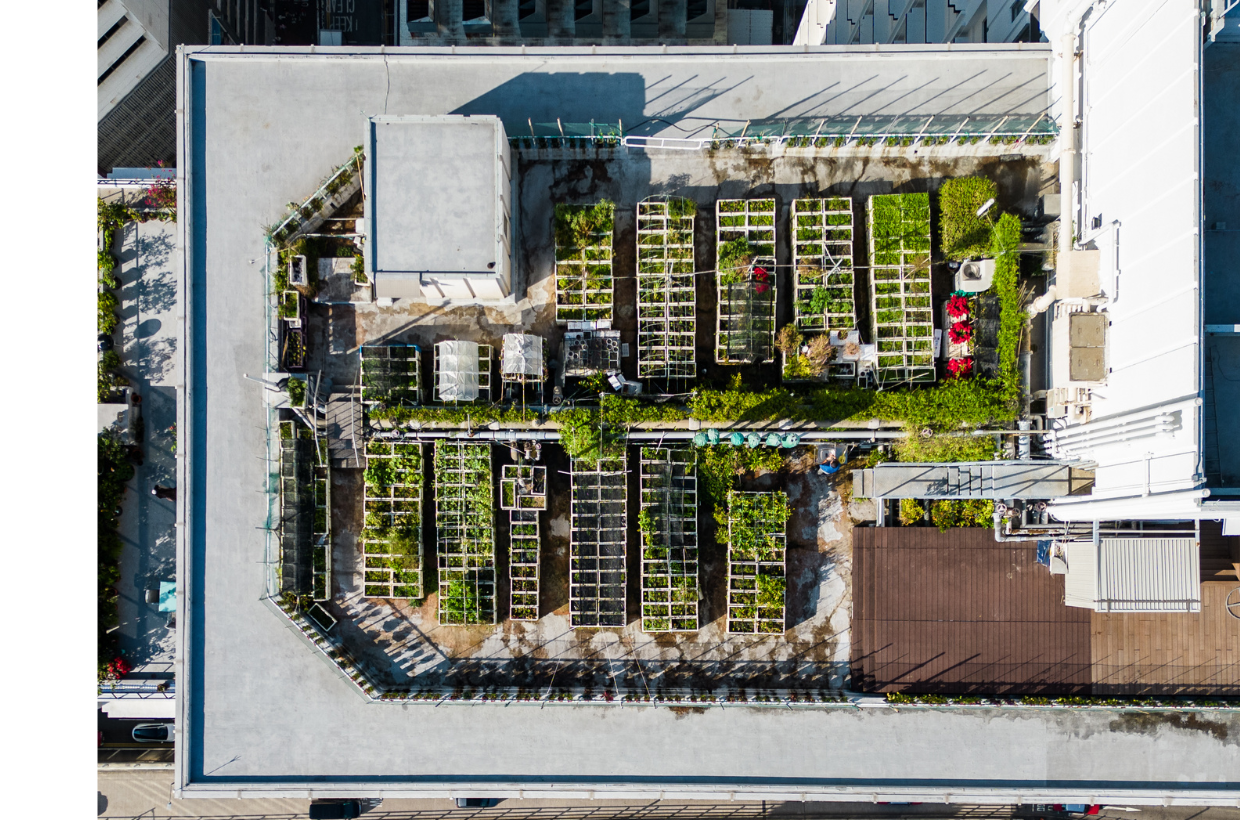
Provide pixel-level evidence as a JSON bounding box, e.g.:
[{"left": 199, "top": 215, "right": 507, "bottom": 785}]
[{"left": 365, "top": 114, "right": 513, "bottom": 304}]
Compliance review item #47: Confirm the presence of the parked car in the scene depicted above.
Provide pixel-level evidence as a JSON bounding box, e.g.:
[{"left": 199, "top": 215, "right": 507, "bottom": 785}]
[
  {"left": 131, "top": 723, "right": 172, "bottom": 742},
  {"left": 308, "top": 800, "right": 362, "bottom": 819},
  {"left": 455, "top": 798, "right": 500, "bottom": 808}
]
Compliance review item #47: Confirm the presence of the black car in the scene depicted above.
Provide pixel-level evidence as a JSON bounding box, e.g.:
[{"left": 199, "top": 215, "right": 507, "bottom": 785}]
[
  {"left": 455, "top": 798, "right": 500, "bottom": 808},
  {"left": 308, "top": 800, "right": 363, "bottom": 819},
  {"left": 131, "top": 723, "right": 172, "bottom": 742}
]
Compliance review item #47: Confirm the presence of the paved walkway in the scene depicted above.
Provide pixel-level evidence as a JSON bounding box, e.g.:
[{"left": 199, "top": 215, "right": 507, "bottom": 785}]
[{"left": 110, "top": 209, "right": 181, "bottom": 675}]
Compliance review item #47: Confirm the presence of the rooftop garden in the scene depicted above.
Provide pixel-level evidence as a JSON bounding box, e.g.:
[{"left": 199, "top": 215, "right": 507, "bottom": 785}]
[
  {"left": 362, "top": 440, "right": 424, "bottom": 599},
  {"left": 554, "top": 201, "right": 616, "bottom": 323},
  {"left": 792, "top": 197, "right": 856, "bottom": 335},
  {"left": 636, "top": 197, "right": 696, "bottom": 380},
  {"left": 361, "top": 344, "right": 421, "bottom": 409},
  {"left": 433, "top": 442, "right": 496, "bottom": 625},
  {"left": 725, "top": 491, "right": 790, "bottom": 635},
  {"left": 639, "top": 447, "right": 700, "bottom": 632},
  {"left": 716, "top": 199, "right": 778, "bottom": 364},
  {"left": 868, "top": 193, "right": 935, "bottom": 384}
]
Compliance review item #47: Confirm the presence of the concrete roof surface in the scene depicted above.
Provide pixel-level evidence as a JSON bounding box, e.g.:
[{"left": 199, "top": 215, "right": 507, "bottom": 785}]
[
  {"left": 175, "top": 46, "right": 1239, "bottom": 798},
  {"left": 370, "top": 115, "right": 500, "bottom": 274}
]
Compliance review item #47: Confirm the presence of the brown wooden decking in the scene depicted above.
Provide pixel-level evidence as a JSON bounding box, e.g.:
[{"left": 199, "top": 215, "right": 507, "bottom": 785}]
[
  {"left": 1091, "top": 582, "right": 1240, "bottom": 695},
  {"left": 852, "top": 527, "right": 1092, "bottom": 695}
]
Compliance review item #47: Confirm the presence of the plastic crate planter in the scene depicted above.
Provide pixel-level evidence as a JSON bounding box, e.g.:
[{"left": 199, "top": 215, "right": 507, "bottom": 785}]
[
  {"left": 433, "top": 442, "right": 496, "bottom": 625},
  {"left": 360, "top": 344, "right": 421, "bottom": 409},
  {"left": 725, "top": 491, "right": 789, "bottom": 635},
  {"left": 639, "top": 448, "right": 699, "bottom": 632},
  {"left": 792, "top": 198, "right": 855, "bottom": 334},
  {"left": 636, "top": 197, "right": 696, "bottom": 380},
  {"left": 569, "top": 455, "right": 627, "bottom": 628},
  {"left": 554, "top": 201, "right": 615, "bottom": 323},
  {"left": 501, "top": 464, "right": 546, "bottom": 621},
  {"left": 716, "top": 198, "right": 777, "bottom": 364},
  {"left": 867, "top": 193, "right": 935, "bottom": 384},
  {"left": 362, "top": 440, "right": 424, "bottom": 599}
]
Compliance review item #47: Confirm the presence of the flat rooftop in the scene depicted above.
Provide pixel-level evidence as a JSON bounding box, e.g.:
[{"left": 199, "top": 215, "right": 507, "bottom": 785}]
[
  {"left": 369, "top": 115, "right": 501, "bottom": 275},
  {"left": 175, "top": 45, "right": 1240, "bottom": 801}
]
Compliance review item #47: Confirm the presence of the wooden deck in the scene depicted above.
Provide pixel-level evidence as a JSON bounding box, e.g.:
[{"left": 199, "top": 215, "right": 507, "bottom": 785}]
[
  {"left": 1091, "top": 582, "right": 1240, "bottom": 695},
  {"left": 851, "top": 527, "right": 1092, "bottom": 695}
]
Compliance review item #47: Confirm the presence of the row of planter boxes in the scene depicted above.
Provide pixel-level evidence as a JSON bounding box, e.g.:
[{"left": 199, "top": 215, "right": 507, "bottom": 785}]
[
  {"left": 362, "top": 440, "right": 424, "bottom": 599},
  {"left": 501, "top": 464, "right": 546, "bottom": 621},
  {"left": 639, "top": 447, "right": 700, "bottom": 632},
  {"left": 433, "top": 441, "right": 497, "bottom": 625},
  {"left": 569, "top": 455, "right": 629, "bottom": 628},
  {"left": 636, "top": 198, "right": 697, "bottom": 380}
]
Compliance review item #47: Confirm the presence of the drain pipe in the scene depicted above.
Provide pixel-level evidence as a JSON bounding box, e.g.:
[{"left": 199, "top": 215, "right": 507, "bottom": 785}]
[{"left": 1059, "top": 30, "right": 1077, "bottom": 256}]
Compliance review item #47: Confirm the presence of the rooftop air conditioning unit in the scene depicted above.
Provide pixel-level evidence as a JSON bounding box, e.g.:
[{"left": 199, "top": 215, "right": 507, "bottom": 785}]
[
  {"left": 289, "top": 255, "right": 307, "bottom": 286},
  {"left": 954, "top": 258, "right": 995, "bottom": 293}
]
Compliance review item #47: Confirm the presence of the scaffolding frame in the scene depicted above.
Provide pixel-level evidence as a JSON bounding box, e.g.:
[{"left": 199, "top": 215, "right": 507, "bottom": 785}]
[
  {"left": 554, "top": 203, "right": 615, "bottom": 323},
  {"left": 726, "top": 491, "right": 789, "bottom": 635},
  {"left": 433, "top": 441, "right": 496, "bottom": 625},
  {"left": 362, "top": 440, "right": 424, "bottom": 599},
  {"left": 868, "top": 193, "right": 936, "bottom": 384},
  {"left": 636, "top": 198, "right": 696, "bottom": 380},
  {"left": 569, "top": 455, "right": 628, "bottom": 628},
  {"left": 639, "top": 447, "right": 699, "bottom": 632},
  {"left": 501, "top": 464, "right": 546, "bottom": 621},
  {"left": 360, "top": 343, "right": 421, "bottom": 408},
  {"left": 792, "top": 198, "right": 856, "bottom": 333},
  {"left": 716, "top": 199, "right": 777, "bottom": 364},
  {"left": 433, "top": 341, "right": 493, "bottom": 404}
]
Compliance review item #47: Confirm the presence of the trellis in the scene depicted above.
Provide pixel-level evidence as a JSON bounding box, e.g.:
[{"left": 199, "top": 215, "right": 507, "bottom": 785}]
[
  {"left": 555, "top": 203, "right": 615, "bottom": 323},
  {"left": 360, "top": 344, "right": 421, "bottom": 409},
  {"left": 500, "top": 464, "right": 546, "bottom": 621},
  {"left": 716, "top": 198, "right": 777, "bottom": 364},
  {"left": 433, "top": 341, "right": 492, "bottom": 403},
  {"left": 636, "top": 198, "right": 696, "bottom": 380},
  {"left": 362, "top": 440, "right": 423, "bottom": 599},
  {"left": 726, "top": 491, "right": 789, "bottom": 635},
  {"left": 433, "top": 442, "right": 496, "bottom": 625},
  {"left": 569, "top": 455, "right": 627, "bottom": 628},
  {"left": 792, "top": 198, "right": 856, "bottom": 333},
  {"left": 868, "top": 193, "right": 935, "bottom": 384},
  {"left": 639, "top": 447, "right": 699, "bottom": 632},
  {"left": 311, "top": 438, "right": 332, "bottom": 601}
]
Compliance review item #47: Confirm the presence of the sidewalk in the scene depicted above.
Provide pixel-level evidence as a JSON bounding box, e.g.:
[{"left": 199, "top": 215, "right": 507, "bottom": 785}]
[{"left": 111, "top": 212, "right": 181, "bottom": 676}]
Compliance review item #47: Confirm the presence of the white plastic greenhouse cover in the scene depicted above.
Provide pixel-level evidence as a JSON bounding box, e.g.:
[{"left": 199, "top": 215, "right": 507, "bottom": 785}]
[
  {"left": 437, "top": 340, "right": 482, "bottom": 402},
  {"left": 502, "top": 334, "right": 543, "bottom": 378}
]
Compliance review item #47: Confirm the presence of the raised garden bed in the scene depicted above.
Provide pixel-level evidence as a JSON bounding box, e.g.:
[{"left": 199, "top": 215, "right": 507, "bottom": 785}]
[
  {"left": 278, "top": 421, "right": 315, "bottom": 596},
  {"left": 716, "top": 198, "right": 777, "bottom": 364},
  {"left": 433, "top": 341, "right": 492, "bottom": 404},
  {"left": 792, "top": 197, "right": 855, "bottom": 334},
  {"left": 725, "top": 491, "right": 789, "bottom": 635},
  {"left": 433, "top": 442, "right": 496, "bottom": 625},
  {"left": 639, "top": 447, "right": 699, "bottom": 632},
  {"left": 362, "top": 440, "right": 424, "bottom": 599},
  {"left": 569, "top": 456, "right": 627, "bottom": 628},
  {"left": 502, "top": 464, "right": 546, "bottom": 621},
  {"left": 311, "top": 438, "right": 331, "bottom": 601},
  {"left": 868, "top": 193, "right": 935, "bottom": 384},
  {"left": 360, "top": 344, "right": 421, "bottom": 409},
  {"left": 555, "top": 202, "right": 615, "bottom": 323},
  {"left": 636, "top": 197, "right": 696, "bottom": 380}
]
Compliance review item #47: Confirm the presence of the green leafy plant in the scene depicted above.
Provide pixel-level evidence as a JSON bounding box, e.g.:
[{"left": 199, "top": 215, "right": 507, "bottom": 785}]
[
  {"left": 717, "top": 237, "right": 756, "bottom": 285},
  {"left": 930, "top": 499, "right": 995, "bottom": 531},
  {"left": 898, "top": 498, "right": 924, "bottom": 526},
  {"left": 939, "top": 176, "right": 998, "bottom": 261},
  {"left": 286, "top": 378, "right": 306, "bottom": 407},
  {"left": 98, "top": 290, "right": 120, "bottom": 335}
]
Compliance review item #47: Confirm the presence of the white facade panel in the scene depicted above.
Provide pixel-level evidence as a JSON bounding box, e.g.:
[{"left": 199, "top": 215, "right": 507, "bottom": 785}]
[{"left": 1063, "top": 537, "right": 1200, "bottom": 612}]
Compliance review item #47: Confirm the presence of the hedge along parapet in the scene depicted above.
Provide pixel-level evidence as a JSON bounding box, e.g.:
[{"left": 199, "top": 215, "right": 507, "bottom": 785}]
[
  {"left": 792, "top": 197, "right": 856, "bottom": 334},
  {"left": 554, "top": 201, "right": 615, "bottom": 323},
  {"left": 501, "top": 464, "right": 546, "bottom": 621},
  {"left": 726, "top": 491, "right": 790, "bottom": 635},
  {"left": 569, "top": 455, "right": 628, "bottom": 628},
  {"left": 433, "top": 441, "right": 497, "bottom": 625},
  {"left": 639, "top": 447, "right": 700, "bottom": 632},
  {"left": 867, "top": 193, "right": 935, "bottom": 385},
  {"left": 362, "top": 440, "right": 424, "bottom": 599},
  {"left": 716, "top": 198, "right": 777, "bottom": 364},
  {"left": 636, "top": 197, "right": 697, "bottom": 381}
]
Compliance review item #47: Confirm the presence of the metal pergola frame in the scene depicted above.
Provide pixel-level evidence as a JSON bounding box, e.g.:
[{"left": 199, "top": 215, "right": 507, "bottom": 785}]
[
  {"left": 502, "top": 464, "right": 546, "bottom": 622},
  {"left": 639, "top": 447, "right": 699, "bottom": 633},
  {"left": 726, "top": 491, "right": 788, "bottom": 635},
  {"left": 792, "top": 197, "right": 856, "bottom": 334},
  {"left": 362, "top": 440, "right": 424, "bottom": 599},
  {"left": 867, "top": 193, "right": 936, "bottom": 384},
  {"left": 569, "top": 455, "right": 628, "bottom": 628},
  {"left": 716, "top": 199, "right": 777, "bottom": 364},
  {"left": 433, "top": 441, "right": 496, "bottom": 625},
  {"left": 554, "top": 203, "right": 615, "bottom": 324},
  {"left": 636, "top": 197, "right": 696, "bottom": 381}
]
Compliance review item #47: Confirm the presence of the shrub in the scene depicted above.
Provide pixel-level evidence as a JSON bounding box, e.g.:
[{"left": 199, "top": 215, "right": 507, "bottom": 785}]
[
  {"left": 898, "top": 498, "right": 924, "bottom": 525},
  {"left": 98, "top": 290, "right": 120, "bottom": 335},
  {"left": 930, "top": 499, "right": 995, "bottom": 531},
  {"left": 938, "top": 176, "right": 997, "bottom": 261},
  {"left": 990, "top": 213, "right": 1024, "bottom": 407}
]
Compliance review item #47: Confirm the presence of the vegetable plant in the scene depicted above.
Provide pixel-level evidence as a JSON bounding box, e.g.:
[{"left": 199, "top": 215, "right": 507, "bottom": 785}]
[
  {"left": 726, "top": 492, "right": 789, "bottom": 634},
  {"left": 867, "top": 193, "right": 935, "bottom": 384},
  {"left": 938, "top": 176, "right": 997, "bottom": 261},
  {"left": 555, "top": 201, "right": 615, "bottom": 322},
  {"left": 636, "top": 198, "right": 696, "bottom": 380}
]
